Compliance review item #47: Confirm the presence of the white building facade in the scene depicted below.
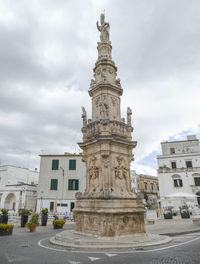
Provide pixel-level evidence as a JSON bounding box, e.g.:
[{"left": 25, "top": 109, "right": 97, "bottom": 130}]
[
  {"left": 0, "top": 165, "right": 39, "bottom": 214},
  {"left": 157, "top": 135, "right": 200, "bottom": 211},
  {"left": 36, "top": 153, "right": 86, "bottom": 215}
]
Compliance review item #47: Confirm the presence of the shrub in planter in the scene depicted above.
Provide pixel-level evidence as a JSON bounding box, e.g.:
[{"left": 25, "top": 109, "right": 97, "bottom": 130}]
[
  {"left": 181, "top": 209, "right": 190, "bottom": 219},
  {"left": 26, "top": 213, "right": 40, "bottom": 232},
  {"left": 18, "top": 209, "right": 32, "bottom": 227},
  {"left": 164, "top": 211, "right": 173, "bottom": 219},
  {"left": 0, "top": 224, "right": 14, "bottom": 236},
  {"left": 53, "top": 219, "right": 66, "bottom": 229},
  {"left": 41, "top": 208, "right": 48, "bottom": 226},
  {"left": 0, "top": 209, "right": 9, "bottom": 224}
]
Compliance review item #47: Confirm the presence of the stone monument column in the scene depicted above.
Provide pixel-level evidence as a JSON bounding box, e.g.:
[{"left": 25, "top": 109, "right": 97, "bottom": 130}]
[{"left": 74, "top": 14, "right": 145, "bottom": 237}]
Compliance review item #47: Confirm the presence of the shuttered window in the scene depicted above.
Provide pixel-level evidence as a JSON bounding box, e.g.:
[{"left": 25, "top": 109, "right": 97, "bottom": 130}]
[
  {"left": 68, "top": 179, "right": 79, "bottom": 190},
  {"left": 50, "top": 179, "right": 58, "bottom": 190},
  {"left": 52, "top": 160, "right": 59, "bottom": 170},
  {"left": 69, "top": 160, "right": 76, "bottom": 170},
  {"left": 174, "top": 179, "right": 183, "bottom": 187}
]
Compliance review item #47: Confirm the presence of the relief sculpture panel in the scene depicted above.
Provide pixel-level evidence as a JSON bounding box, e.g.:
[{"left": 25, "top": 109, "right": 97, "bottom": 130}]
[{"left": 88, "top": 157, "right": 99, "bottom": 192}]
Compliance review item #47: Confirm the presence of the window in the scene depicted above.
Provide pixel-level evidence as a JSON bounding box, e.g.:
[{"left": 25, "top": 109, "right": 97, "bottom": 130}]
[
  {"left": 170, "top": 148, "right": 175, "bottom": 154},
  {"left": 144, "top": 183, "right": 148, "bottom": 191},
  {"left": 50, "top": 179, "right": 58, "bottom": 190},
  {"left": 50, "top": 202, "right": 54, "bottom": 212},
  {"left": 69, "top": 160, "right": 76, "bottom": 170},
  {"left": 194, "top": 177, "right": 200, "bottom": 186},
  {"left": 57, "top": 203, "right": 68, "bottom": 207},
  {"left": 171, "top": 162, "right": 176, "bottom": 169},
  {"left": 186, "top": 161, "right": 192, "bottom": 168},
  {"left": 68, "top": 179, "right": 79, "bottom": 190},
  {"left": 174, "top": 179, "right": 183, "bottom": 187},
  {"left": 52, "top": 160, "right": 59, "bottom": 170},
  {"left": 151, "top": 183, "right": 154, "bottom": 191}
]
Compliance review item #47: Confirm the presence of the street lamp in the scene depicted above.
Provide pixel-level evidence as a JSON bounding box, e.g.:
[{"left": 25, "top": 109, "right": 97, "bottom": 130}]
[
  {"left": 40, "top": 190, "right": 44, "bottom": 212},
  {"left": 59, "top": 167, "right": 65, "bottom": 216}
]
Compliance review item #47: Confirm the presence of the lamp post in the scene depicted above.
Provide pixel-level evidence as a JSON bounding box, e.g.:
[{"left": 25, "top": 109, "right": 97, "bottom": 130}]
[
  {"left": 59, "top": 167, "right": 65, "bottom": 216},
  {"left": 40, "top": 190, "right": 44, "bottom": 212}
]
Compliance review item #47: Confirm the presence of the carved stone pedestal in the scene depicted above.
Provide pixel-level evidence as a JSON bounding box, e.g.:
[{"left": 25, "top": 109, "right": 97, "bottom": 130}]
[{"left": 74, "top": 197, "right": 145, "bottom": 237}]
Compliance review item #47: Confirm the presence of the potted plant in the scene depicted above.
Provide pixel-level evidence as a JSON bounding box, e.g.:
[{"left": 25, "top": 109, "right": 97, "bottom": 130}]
[
  {"left": 18, "top": 209, "right": 32, "bottom": 227},
  {"left": 52, "top": 219, "right": 66, "bottom": 229},
  {"left": 0, "top": 224, "right": 14, "bottom": 236},
  {"left": 41, "top": 208, "right": 48, "bottom": 226},
  {"left": 164, "top": 210, "right": 173, "bottom": 219},
  {"left": 26, "top": 213, "right": 40, "bottom": 232},
  {"left": 0, "top": 209, "right": 9, "bottom": 224},
  {"left": 181, "top": 209, "right": 190, "bottom": 219}
]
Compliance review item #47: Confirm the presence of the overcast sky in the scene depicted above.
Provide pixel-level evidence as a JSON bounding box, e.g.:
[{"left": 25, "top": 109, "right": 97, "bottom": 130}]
[{"left": 0, "top": 0, "right": 200, "bottom": 175}]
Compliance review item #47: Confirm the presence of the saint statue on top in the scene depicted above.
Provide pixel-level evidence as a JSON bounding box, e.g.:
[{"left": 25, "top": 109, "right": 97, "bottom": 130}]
[{"left": 96, "top": 13, "right": 110, "bottom": 42}]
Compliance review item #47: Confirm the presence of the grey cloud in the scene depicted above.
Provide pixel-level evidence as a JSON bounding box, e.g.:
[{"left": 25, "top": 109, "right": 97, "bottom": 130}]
[{"left": 0, "top": 0, "right": 200, "bottom": 174}]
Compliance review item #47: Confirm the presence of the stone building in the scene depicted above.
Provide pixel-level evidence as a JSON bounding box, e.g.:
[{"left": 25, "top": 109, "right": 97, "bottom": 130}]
[
  {"left": 131, "top": 171, "right": 159, "bottom": 208},
  {"left": 36, "top": 153, "right": 86, "bottom": 215},
  {"left": 74, "top": 14, "right": 145, "bottom": 237},
  {"left": 137, "top": 174, "right": 159, "bottom": 207},
  {"left": 0, "top": 165, "right": 38, "bottom": 214},
  {"left": 157, "top": 135, "right": 200, "bottom": 210}
]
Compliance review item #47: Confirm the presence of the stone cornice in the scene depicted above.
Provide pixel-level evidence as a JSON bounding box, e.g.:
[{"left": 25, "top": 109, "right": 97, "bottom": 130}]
[
  {"left": 89, "top": 82, "right": 123, "bottom": 96},
  {"left": 78, "top": 136, "right": 137, "bottom": 148},
  {"left": 157, "top": 152, "right": 200, "bottom": 159},
  {"left": 157, "top": 167, "right": 200, "bottom": 174}
]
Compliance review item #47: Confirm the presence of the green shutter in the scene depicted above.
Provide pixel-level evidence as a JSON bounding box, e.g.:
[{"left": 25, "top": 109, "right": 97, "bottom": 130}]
[
  {"left": 50, "top": 179, "right": 58, "bottom": 190},
  {"left": 69, "top": 160, "right": 76, "bottom": 170},
  {"left": 75, "top": 180, "right": 79, "bottom": 190},
  {"left": 52, "top": 160, "right": 59, "bottom": 170},
  {"left": 68, "top": 179, "right": 73, "bottom": 190}
]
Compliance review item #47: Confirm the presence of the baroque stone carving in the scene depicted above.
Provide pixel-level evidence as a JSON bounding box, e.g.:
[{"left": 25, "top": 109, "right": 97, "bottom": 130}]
[
  {"left": 99, "top": 96, "right": 108, "bottom": 119},
  {"left": 75, "top": 14, "right": 145, "bottom": 238},
  {"left": 88, "top": 157, "right": 99, "bottom": 192},
  {"left": 96, "top": 14, "right": 110, "bottom": 43},
  {"left": 127, "top": 107, "right": 132, "bottom": 126},
  {"left": 114, "top": 156, "right": 129, "bottom": 193},
  {"left": 81, "top": 106, "right": 87, "bottom": 127}
]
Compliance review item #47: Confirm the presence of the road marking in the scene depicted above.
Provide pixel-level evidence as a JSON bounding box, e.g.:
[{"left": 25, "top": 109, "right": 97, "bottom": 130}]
[
  {"left": 38, "top": 235, "right": 200, "bottom": 254},
  {"left": 105, "top": 253, "right": 118, "bottom": 257},
  {"left": 68, "top": 261, "right": 82, "bottom": 264},
  {"left": 5, "top": 253, "right": 14, "bottom": 263},
  {"left": 5, "top": 254, "right": 29, "bottom": 263},
  {"left": 88, "top": 257, "right": 101, "bottom": 261}
]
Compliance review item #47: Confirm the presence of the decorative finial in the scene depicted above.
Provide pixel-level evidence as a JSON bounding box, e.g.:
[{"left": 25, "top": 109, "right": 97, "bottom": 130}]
[{"left": 96, "top": 13, "right": 110, "bottom": 43}]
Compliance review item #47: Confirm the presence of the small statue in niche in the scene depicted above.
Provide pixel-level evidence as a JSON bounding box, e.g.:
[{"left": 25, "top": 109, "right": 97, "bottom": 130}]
[
  {"left": 114, "top": 156, "right": 128, "bottom": 193},
  {"left": 99, "top": 96, "right": 108, "bottom": 119},
  {"left": 88, "top": 157, "right": 99, "bottom": 192},
  {"left": 96, "top": 13, "right": 110, "bottom": 43},
  {"left": 81, "top": 106, "right": 87, "bottom": 127},
  {"left": 127, "top": 107, "right": 132, "bottom": 126}
]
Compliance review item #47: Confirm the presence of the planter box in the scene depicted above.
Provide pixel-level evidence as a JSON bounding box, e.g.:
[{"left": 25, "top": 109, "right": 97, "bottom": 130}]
[
  {"left": 0, "top": 227, "right": 13, "bottom": 236},
  {"left": 181, "top": 212, "right": 190, "bottom": 219},
  {"left": 53, "top": 225, "right": 63, "bottom": 229},
  {"left": 0, "top": 215, "right": 8, "bottom": 224},
  {"left": 41, "top": 214, "right": 48, "bottom": 226},
  {"left": 164, "top": 214, "right": 173, "bottom": 219},
  {"left": 21, "top": 215, "right": 28, "bottom": 227}
]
